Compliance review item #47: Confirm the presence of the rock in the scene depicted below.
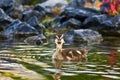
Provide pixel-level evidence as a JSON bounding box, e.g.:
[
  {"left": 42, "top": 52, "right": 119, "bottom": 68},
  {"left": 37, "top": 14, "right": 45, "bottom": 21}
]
[
  {"left": 0, "top": 0, "right": 15, "bottom": 15},
  {"left": 24, "top": 34, "right": 46, "bottom": 45},
  {"left": 27, "top": 16, "right": 44, "bottom": 33},
  {"left": 11, "top": 0, "right": 24, "bottom": 19},
  {"left": 59, "top": 7, "right": 99, "bottom": 22},
  {"left": 4, "top": 19, "right": 38, "bottom": 39},
  {"left": 64, "top": 29, "right": 103, "bottom": 44},
  {"left": 100, "top": 15, "right": 120, "bottom": 30},
  {"left": 54, "top": 18, "right": 81, "bottom": 31},
  {"left": 83, "top": 14, "right": 108, "bottom": 28},
  {"left": 34, "top": 0, "right": 67, "bottom": 15},
  {"left": 83, "top": 15, "right": 120, "bottom": 31},
  {"left": 0, "top": 8, "right": 13, "bottom": 31},
  {"left": 22, "top": 10, "right": 44, "bottom": 21},
  {"left": 60, "top": 18, "right": 81, "bottom": 28},
  {"left": 66, "top": 0, "right": 85, "bottom": 8},
  {"left": 53, "top": 16, "right": 67, "bottom": 24}
]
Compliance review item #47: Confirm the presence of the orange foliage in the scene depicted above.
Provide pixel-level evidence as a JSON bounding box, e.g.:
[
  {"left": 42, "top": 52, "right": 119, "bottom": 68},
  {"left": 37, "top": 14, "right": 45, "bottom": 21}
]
[
  {"left": 85, "top": 0, "right": 120, "bottom": 16},
  {"left": 100, "top": 0, "right": 120, "bottom": 16},
  {"left": 85, "top": 0, "right": 102, "bottom": 9}
]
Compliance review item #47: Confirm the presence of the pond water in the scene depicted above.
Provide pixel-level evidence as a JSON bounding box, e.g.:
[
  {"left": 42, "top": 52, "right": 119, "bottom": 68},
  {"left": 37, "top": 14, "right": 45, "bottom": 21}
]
[{"left": 0, "top": 36, "right": 120, "bottom": 80}]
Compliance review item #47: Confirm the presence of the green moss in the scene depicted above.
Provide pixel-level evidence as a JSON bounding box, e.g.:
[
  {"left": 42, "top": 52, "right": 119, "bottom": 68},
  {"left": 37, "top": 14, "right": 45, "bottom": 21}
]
[
  {"left": 66, "top": 0, "right": 71, "bottom": 2},
  {"left": 0, "top": 71, "right": 28, "bottom": 80}
]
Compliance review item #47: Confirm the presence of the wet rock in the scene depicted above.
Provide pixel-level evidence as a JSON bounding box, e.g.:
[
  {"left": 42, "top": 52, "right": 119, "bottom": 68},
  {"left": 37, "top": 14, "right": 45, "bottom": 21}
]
[
  {"left": 27, "top": 16, "right": 44, "bottom": 33},
  {"left": 53, "top": 16, "right": 67, "bottom": 24},
  {"left": 100, "top": 15, "right": 120, "bottom": 30},
  {"left": 59, "top": 7, "right": 99, "bottom": 22},
  {"left": 24, "top": 34, "right": 46, "bottom": 45},
  {"left": 83, "top": 14, "right": 109, "bottom": 28},
  {"left": 4, "top": 19, "right": 38, "bottom": 39},
  {"left": 54, "top": 18, "right": 81, "bottom": 31},
  {"left": 0, "top": 8, "right": 13, "bottom": 31},
  {"left": 60, "top": 18, "right": 81, "bottom": 28},
  {"left": 34, "top": 0, "right": 67, "bottom": 15},
  {"left": 66, "top": 0, "right": 85, "bottom": 8},
  {"left": 0, "top": 0, "right": 15, "bottom": 15},
  {"left": 22, "top": 10, "right": 44, "bottom": 21},
  {"left": 64, "top": 29, "right": 103, "bottom": 44}
]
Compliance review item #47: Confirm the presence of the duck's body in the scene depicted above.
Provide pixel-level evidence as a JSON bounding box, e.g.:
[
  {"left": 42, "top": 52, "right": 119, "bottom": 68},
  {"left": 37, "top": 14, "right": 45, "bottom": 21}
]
[
  {"left": 52, "top": 48, "right": 87, "bottom": 61},
  {"left": 52, "top": 34, "right": 87, "bottom": 62}
]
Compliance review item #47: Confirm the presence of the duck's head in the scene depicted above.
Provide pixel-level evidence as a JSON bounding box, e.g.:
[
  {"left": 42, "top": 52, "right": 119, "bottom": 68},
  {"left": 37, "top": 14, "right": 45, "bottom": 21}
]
[{"left": 55, "top": 34, "right": 64, "bottom": 49}]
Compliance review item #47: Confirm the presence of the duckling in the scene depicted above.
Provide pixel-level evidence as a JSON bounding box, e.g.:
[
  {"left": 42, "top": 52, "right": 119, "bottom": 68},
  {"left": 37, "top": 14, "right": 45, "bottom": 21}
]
[{"left": 52, "top": 34, "right": 87, "bottom": 62}]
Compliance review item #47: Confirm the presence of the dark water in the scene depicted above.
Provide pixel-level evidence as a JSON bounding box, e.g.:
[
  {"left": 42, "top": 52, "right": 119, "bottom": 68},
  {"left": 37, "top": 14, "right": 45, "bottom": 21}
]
[{"left": 0, "top": 36, "right": 120, "bottom": 80}]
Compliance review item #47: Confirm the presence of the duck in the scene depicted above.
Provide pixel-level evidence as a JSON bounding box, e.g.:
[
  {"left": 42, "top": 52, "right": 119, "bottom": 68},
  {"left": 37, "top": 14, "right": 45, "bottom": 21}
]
[{"left": 52, "top": 34, "right": 87, "bottom": 62}]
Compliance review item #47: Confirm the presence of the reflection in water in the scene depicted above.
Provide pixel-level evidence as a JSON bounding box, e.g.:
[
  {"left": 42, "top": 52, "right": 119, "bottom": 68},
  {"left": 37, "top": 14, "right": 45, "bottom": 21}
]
[
  {"left": 52, "top": 59, "right": 87, "bottom": 80},
  {"left": 53, "top": 73, "right": 61, "bottom": 80},
  {"left": 107, "top": 49, "right": 118, "bottom": 67},
  {"left": 52, "top": 60, "right": 63, "bottom": 80}
]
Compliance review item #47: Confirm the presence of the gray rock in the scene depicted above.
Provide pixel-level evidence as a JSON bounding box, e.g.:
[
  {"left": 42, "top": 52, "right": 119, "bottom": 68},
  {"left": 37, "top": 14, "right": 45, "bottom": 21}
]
[
  {"left": 22, "top": 10, "right": 44, "bottom": 21},
  {"left": 34, "top": 0, "right": 67, "bottom": 15},
  {"left": 54, "top": 18, "right": 81, "bottom": 31},
  {"left": 27, "top": 16, "right": 44, "bottom": 33},
  {"left": 66, "top": 0, "right": 85, "bottom": 8},
  {"left": 64, "top": 29, "right": 103, "bottom": 44},
  {"left": 4, "top": 19, "right": 38, "bottom": 39},
  {"left": 84, "top": 15, "right": 120, "bottom": 30},
  {"left": 0, "top": 0, "right": 15, "bottom": 15},
  {"left": 0, "top": 8, "right": 13, "bottom": 31},
  {"left": 83, "top": 14, "right": 108, "bottom": 27},
  {"left": 24, "top": 34, "right": 46, "bottom": 45},
  {"left": 59, "top": 7, "right": 98, "bottom": 22},
  {"left": 100, "top": 15, "right": 120, "bottom": 30}
]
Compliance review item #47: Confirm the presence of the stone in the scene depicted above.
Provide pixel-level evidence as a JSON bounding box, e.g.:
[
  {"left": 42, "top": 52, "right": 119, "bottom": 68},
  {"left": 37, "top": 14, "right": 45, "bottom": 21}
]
[
  {"left": 83, "top": 14, "right": 108, "bottom": 27},
  {"left": 22, "top": 10, "right": 44, "bottom": 21},
  {"left": 54, "top": 18, "right": 81, "bottom": 31},
  {"left": 34, "top": 0, "right": 67, "bottom": 15},
  {"left": 24, "top": 34, "right": 46, "bottom": 45},
  {"left": 0, "top": 0, "right": 15, "bottom": 15},
  {"left": 59, "top": 7, "right": 98, "bottom": 22},
  {"left": 27, "top": 16, "right": 44, "bottom": 33},
  {"left": 4, "top": 19, "right": 38, "bottom": 39},
  {"left": 64, "top": 29, "right": 103, "bottom": 44},
  {"left": 0, "top": 8, "right": 13, "bottom": 31}
]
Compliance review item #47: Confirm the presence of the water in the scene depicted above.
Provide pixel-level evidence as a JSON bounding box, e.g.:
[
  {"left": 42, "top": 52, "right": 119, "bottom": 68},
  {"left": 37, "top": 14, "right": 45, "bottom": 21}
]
[{"left": 0, "top": 36, "right": 120, "bottom": 80}]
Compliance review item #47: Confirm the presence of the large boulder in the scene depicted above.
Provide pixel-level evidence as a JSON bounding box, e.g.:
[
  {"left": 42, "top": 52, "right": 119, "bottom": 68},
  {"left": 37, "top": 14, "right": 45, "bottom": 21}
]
[
  {"left": 22, "top": 10, "right": 44, "bottom": 21},
  {"left": 59, "top": 7, "right": 99, "bottom": 22},
  {"left": 54, "top": 18, "right": 81, "bottom": 31},
  {"left": 27, "top": 16, "right": 44, "bottom": 33},
  {"left": 66, "top": 0, "right": 85, "bottom": 8},
  {"left": 0, "top": 8, "right": 13, "bottom": 31},
  {"left": 4, "top": 19, "right": 38, "bottom": 39},
  {"left": 34, "top": 0, "right": 67, "bottom": 15},
  {"left": 24, "top": 34, "right": 46, "bottom": 45},
  {"left": 83, "top": 15, "right": 120, "bottom": 34},
  {"left": 0, "top": 0, "right": 15, "bottom": 15},
  {"left": 64, "top": 29, "right": 103, "bottom": 44},
  {"left": 83, "top": 14, "right": 109, "bottom": 28},
  {"left": 100, "top": 15, "right": 120, "bottom": 30}
]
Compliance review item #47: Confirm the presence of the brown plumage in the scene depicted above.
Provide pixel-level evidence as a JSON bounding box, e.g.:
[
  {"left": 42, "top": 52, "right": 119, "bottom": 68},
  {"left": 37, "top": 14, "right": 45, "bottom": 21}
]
[{"left": 52, "top": 34, "right": 87, "bottom": 62}]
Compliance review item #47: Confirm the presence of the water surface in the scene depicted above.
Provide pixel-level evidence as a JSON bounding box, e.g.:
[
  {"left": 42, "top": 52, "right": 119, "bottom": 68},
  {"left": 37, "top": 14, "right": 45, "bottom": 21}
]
[{"left": 0, "top": 36, "right": 120, "bottom": 80}]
